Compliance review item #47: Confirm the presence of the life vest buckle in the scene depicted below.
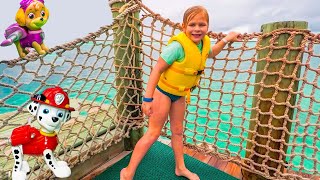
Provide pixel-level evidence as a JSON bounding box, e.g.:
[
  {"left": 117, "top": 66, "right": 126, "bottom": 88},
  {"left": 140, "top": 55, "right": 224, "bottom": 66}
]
[
  {"left": 190, "top": 85, "right": 197, "bottom": 92},
  {"left": 196, "top": 70, "right": 204, "bottom": 75}
]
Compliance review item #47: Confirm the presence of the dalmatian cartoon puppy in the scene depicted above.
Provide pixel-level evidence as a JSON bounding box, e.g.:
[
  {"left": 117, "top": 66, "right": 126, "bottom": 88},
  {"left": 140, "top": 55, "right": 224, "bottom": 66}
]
[{"left": 10, "top": 86, "right": 75, "bottom": 179}]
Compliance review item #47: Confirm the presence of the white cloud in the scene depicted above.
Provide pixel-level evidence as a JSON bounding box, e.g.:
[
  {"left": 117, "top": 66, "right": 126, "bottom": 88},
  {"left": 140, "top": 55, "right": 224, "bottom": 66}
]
[{"left": 227, "top": 25, "right": 251, "bottom": 34}]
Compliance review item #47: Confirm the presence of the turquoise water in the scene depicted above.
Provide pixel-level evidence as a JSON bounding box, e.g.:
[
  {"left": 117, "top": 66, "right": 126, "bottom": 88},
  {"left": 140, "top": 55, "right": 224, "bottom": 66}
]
[{"left": 1, "top": 41, "right": 320, "bottom": 173}]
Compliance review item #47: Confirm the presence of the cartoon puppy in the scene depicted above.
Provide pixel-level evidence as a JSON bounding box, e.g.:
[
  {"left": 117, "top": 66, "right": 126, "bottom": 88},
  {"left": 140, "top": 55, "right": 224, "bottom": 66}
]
[
  {"left": 10, "top": 86, "right": 74, "bottom": 179},
  {"left": 0, "top": 0, "right": 49, "bottom": 58}
]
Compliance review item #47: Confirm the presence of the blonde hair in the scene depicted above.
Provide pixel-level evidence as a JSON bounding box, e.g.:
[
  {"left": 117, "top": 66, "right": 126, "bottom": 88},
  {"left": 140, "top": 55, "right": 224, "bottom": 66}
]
[{"left": 183, "top": 6, "right": 209, "bottom": 25}]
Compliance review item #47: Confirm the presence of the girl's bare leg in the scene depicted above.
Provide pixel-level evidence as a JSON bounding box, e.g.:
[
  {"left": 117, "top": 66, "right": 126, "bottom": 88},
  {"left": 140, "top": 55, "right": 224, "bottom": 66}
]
[
  {"left": 169, "top": 97, "right": 199, "bottom": 180},
  {"left": 120, "top": 89, "right": 171, "bottom": 180}
]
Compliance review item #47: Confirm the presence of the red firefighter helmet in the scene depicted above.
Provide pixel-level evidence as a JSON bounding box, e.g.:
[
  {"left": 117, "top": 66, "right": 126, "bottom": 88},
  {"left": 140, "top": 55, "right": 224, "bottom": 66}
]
[{"left": 31, "top": 86, "right": 75, "bottom": 111}]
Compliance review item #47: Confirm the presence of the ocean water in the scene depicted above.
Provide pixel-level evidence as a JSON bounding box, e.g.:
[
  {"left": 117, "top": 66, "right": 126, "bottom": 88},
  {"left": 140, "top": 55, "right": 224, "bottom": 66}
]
[{"left": 1, "top": 41, "right": 319, "bottom": 173}]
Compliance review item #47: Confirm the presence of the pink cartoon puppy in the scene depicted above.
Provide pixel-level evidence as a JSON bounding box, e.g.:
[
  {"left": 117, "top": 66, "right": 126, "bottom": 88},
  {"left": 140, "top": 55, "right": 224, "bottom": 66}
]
[{"left": 1, "top": 0, "right": 49, "bottom": 58}]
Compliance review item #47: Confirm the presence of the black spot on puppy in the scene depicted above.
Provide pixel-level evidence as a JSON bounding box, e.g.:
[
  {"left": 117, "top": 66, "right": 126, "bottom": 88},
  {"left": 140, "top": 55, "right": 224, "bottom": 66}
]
[
  {"left": 34, "top": 106, "right": 37, "bottom": 111},
  {"left": 39, "top": 116, "right": 42, "bottom": 121},
  {"left": 45, "top": 153, "right": 51, "bottom": 159},
  {"left": 16, "top": 161, "right": 20, "bottom": 164},
  {"left": 14, "top": 150, "right": 19, "bottom": 154},
  {"left": 29, "top": 105, "right": 32, "bottom": 111},
  {"left": 33, "top": 94, "right": 46, "bottom": 102},
  {"left": 49, "top": 161, "right": 52, "bottom": 165},
  {"left": 15, "top": 155, "right": 19, "bottom": 159}
]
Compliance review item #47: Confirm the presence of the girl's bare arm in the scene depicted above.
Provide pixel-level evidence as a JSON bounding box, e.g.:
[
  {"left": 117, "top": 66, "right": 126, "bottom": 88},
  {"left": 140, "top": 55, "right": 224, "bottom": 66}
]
[
  {"left": 144, "top": 57, "right": 170, "bottom": 98},
  {"left": 208, "top": 31, "right": 241, "bottom": 58}
]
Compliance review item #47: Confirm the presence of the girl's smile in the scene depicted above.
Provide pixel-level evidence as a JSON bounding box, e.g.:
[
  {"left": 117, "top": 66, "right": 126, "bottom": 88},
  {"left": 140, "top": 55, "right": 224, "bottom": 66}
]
[{"left": 182, "top": 13, "right": 209, "bottom": 44}]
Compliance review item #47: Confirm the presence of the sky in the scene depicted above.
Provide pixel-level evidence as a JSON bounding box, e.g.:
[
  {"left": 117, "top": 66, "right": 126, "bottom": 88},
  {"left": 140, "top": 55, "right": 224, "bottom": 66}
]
[{"left": 0, "top": 0, "right": 319, "bottom": 59}]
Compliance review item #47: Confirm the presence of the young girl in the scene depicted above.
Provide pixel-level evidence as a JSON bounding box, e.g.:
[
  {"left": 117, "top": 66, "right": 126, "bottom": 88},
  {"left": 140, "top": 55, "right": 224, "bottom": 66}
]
[{"left": 120, "top": 6, "right": 240, "bottom": 180}]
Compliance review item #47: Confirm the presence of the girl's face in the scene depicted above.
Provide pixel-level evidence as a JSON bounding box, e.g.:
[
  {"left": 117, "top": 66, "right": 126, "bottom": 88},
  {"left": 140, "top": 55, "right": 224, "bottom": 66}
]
[{"left": 182, "top": 13, "right": 208, "bottom": 44}]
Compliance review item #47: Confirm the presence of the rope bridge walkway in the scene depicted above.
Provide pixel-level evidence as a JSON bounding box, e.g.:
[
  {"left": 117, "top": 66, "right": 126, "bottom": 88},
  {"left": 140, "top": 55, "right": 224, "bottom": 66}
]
[{"left": 0, "top": 0, "right": 319, "bottom": 179}]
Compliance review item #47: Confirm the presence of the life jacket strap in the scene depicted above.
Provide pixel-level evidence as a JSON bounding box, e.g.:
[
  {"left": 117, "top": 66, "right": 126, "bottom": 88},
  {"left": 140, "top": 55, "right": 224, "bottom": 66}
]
[
  {"left": 160, "top": 78, "right": 190, "bottom": 92},
  {"left": 159, "top": 78, "right": 193, "bottom": 104},
  {"left": 170, "top": 66, "right": 204, "bottom": 76},
  {"left": 186, "top": 89, "right": 191, "bottom": 104}
]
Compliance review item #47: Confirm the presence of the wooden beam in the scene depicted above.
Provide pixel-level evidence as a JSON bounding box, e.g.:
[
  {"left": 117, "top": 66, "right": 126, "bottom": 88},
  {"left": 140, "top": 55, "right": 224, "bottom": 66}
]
[
  {"left": 111, "top": 0, "right": 144, "bottom": 151},
  {"left": 243, "top": 21, "right": 308, "bottom": 179}
]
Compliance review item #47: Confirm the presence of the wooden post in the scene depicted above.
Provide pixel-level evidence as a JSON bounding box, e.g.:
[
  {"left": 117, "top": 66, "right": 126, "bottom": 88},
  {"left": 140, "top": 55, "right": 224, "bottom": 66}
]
[
  {"left": 242, "top": 21, "right": 308, "bottom": 179},
  {"left": 111, "top": 1, "right": 143, "bottom": 150}
]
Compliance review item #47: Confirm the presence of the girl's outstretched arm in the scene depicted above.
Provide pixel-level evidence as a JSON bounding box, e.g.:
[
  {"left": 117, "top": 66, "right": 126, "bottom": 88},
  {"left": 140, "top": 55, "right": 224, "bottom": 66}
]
[
  {"left": 208, "top": 31, "right": 241, "bottom": 58},
  {"left": 142, "top": 57, "right": 170, "bottom": 116}
]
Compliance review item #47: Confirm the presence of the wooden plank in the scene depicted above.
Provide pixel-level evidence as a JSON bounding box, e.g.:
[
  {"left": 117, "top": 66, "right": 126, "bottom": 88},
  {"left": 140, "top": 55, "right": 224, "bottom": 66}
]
[
  {"left": 164, "top": 140, "right": 197, "bottom": 157},
  {"left": 80, "top": 150, "right": 131, "bottom": 180},
  {"left": 183, "top": 147, "right": 196, "bottom": 157},
  {"left": 224, "top": 162, "right": 242, "bottom": 179},
  {"left": 207, "top": 156, "right": 218, "bottom": 167},
  {"left": 214, "top": 159, "right": 228, "bottom": 171},
  {"left": 61, "top": 139, "right": 125, "bottom": 180},
  {"left": 192, "top": 152, "right": 211, "bottom": 164}
]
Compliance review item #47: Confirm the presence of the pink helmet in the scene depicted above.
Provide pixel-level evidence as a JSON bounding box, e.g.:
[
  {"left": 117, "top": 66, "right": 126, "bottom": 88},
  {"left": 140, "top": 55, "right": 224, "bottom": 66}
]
[{"left": 20, "top": 0, "right": 45, "bottom": 11}]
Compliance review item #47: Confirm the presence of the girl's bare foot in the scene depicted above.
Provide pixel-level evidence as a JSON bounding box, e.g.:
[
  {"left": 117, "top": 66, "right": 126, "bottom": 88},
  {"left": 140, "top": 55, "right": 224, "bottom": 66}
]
[
  {"left": 120, "top": 168, "right": 133, "bottom": 180},
  {"left": 175, "top": 167, "right": 200, "bottom": 180}
]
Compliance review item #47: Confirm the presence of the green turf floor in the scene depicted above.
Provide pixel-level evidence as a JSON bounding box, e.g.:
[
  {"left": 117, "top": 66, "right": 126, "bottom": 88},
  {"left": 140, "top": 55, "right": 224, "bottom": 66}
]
[{"left": 95, "top": 141, "right": 239, "bottom": 180}]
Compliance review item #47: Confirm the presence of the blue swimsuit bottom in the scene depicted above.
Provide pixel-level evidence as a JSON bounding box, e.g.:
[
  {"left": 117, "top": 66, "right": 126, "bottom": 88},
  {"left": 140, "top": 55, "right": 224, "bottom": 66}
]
[{"left": 156, "top": 85, "right": 182, "bottom": 102}]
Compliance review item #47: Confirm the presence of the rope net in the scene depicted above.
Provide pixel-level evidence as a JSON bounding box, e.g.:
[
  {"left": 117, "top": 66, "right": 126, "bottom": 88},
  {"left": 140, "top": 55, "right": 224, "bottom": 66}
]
[{"left": 0, "top": 0, "right": 319, "bottom": 179}]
